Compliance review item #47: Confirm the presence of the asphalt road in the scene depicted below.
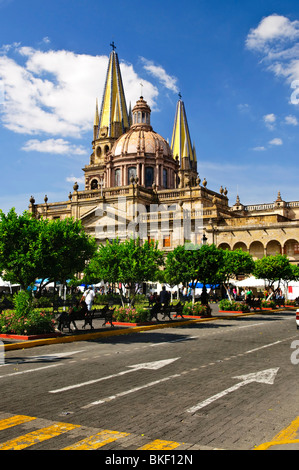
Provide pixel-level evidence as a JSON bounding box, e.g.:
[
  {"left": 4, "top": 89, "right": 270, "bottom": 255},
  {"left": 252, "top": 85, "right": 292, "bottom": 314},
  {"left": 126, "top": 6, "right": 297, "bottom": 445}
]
[{"left": 1, "top": 310, "right": 298, "bottom": 451}]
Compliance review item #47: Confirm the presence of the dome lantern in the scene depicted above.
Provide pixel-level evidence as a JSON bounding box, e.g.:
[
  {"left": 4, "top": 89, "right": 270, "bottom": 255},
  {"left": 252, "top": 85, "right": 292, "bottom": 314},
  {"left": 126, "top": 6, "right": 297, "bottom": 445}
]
[{"left": 131, "top": 96, "right": 152, "bottom": 130}]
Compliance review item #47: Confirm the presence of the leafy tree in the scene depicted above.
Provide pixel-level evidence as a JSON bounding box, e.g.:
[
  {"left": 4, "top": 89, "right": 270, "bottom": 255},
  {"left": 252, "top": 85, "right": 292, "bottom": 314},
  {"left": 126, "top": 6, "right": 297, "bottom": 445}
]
[
  {"left": 0, "top": 209, "right": 42, "bottom": 289},
  {"left": 253, "top": 254, "right": 293, "bottom": 295},
  {"left": 164, "top": 243, "right": 224, "bottom": 305},
  {"left": 218, "top": 249, "right": 255, "bottom": 300},
  {"left": 84, "top": 237, "right": 164, "bottom": 306},
  {"left": 0, "top": 208, "right": 96, "bottom": 291},
  {"left": 36, "top": 217, "right": 97, "bottom": 292}
]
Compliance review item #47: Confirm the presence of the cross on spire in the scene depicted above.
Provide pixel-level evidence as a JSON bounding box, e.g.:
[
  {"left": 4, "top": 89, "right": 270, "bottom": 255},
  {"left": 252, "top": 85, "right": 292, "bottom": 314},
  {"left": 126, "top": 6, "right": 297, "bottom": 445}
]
[
  {"left": 178, "top": 92, "right": 182, "bottom": 100},
  {"left": 110, "top": 41, "right": 116, "bottom": 51}
]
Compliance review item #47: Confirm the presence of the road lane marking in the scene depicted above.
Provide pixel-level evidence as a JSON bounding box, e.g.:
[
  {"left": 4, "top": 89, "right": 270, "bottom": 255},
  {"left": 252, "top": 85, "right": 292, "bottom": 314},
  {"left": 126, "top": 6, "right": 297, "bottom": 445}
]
[
  {"left": 255, "top": 416, "right": 299, "bottom": 450},
  {"left": 187, "top": 368, "right": 279, "bottom": 414},
  {"left": 62, "top": 430, "right": 130, "bottom": 450},
  {"left": 0, "top": 363, "right": 62, "bottom": 379},
  {"left": 0, "top": 422, "right": 80, "bottom": 450},
  {"left": 138, "top": 439, "right": 181, "bottom": 450},
  {"left": 49, "top": 358, "right": 180, "bottom": 394},
  {"left": 82, "top": 373, "right": 182, "bottom": 409},
  {"left": 0, "top": 415, "right": 36, "bottom": 431},
  {"left": 80, "top": 335, "right": 294, "bottom": 409}
]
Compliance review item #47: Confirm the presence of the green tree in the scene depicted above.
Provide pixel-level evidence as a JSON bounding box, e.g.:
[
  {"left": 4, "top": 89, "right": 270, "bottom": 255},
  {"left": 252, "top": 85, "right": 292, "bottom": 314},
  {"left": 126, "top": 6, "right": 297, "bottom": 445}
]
[
  {"left": 84, "top": 237, "right": 164, "bottom": 306},
  {"left": 164, "top": 244, "right": 224, "bottom": 305},
  {"left": 218, "top": 249, "right": 255, "bottom": 300},
  {"left": 0, "top": 209, "right": 42, "bottom": 289},
  {"left": 36, "top": 217, "right": 97, "bottom": 292},
  {"left": 253, "top": 254, "right": 293, "bottom": 295},
  {"left": 0, "top": 208, "right": 96, "bottom": 291}
]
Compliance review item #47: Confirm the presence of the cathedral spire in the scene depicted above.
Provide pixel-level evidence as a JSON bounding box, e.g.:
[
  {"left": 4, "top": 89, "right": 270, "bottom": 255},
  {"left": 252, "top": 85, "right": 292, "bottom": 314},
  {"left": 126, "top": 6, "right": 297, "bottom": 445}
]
[
  {"left": 171, "top": 95, "right": 198, "bottom": 187},
  {"left": 97, "top": 47, "right": 130, "bottom": 139},
  {"left": 171, "top": 95, "right": 196, "bottom": 167}
]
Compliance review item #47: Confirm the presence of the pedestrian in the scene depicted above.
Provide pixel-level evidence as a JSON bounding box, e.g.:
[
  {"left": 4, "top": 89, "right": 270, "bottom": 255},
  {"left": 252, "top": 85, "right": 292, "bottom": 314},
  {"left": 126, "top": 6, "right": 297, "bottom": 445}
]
[
  {"left": 160, "top": 286, "right": 170, "bottom": 307},
  {"left": 82, "top": 287, "right": 95, "bottom": 311}
]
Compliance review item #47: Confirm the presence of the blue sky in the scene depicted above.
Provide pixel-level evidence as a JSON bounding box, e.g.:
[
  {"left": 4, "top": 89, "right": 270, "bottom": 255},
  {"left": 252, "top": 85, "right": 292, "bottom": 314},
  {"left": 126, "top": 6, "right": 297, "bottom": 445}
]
[{"left": 0, "top": 0, "right": 299, "bottom": 214}]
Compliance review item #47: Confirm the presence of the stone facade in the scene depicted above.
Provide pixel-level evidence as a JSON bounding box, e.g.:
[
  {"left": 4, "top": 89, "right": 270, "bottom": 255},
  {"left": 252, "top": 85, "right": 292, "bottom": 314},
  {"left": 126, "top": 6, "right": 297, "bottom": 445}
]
[{"left": 29, "top": 48, "right": 299, "bottom": 264}]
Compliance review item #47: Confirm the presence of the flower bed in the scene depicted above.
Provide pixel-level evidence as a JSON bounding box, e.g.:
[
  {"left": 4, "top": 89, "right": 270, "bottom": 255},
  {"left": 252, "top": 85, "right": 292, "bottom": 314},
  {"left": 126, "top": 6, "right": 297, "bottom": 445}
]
[
  {"left": 182, "top": 302, "right": 211, "bottom": 317},
  {"left": 0, "top": 291, "right": 56, "bottom": 336},
  {"left": 261, "top": 300, "right": 276, "bottom": 310},
  {"left": 0, "top": 309, "right": 56, "bottom": 336},
  {"left": 112, "top": 306, "right": 151, "bottom": 324},
  {"left": 218, "top": 300, "right": 250, "bottom": 313}
]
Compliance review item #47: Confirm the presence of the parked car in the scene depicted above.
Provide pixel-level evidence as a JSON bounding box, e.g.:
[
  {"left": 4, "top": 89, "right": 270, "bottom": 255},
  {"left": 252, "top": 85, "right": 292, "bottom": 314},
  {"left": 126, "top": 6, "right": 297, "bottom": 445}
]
[{"left": 296, "top": 309, "right": 299, "bottom": 330}]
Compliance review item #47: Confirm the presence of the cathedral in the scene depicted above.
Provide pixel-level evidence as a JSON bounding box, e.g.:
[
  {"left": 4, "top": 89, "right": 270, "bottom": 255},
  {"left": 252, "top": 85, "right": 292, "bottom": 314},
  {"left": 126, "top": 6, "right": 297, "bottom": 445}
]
[{"left": 29, "top": 47, "right": 299, "bottom": 264}]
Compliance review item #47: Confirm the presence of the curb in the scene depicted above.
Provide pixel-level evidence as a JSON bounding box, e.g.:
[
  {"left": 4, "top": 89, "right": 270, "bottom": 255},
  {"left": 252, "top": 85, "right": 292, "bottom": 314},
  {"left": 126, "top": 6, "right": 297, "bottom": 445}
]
[{"left": 2, "top": 309, "right": 284, "bottom": 351}]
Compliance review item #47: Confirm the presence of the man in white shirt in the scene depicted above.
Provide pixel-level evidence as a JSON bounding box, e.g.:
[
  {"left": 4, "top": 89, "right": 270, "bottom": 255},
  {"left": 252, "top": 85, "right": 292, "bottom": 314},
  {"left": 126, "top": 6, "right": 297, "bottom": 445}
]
[{"left": 83, "top": 287, "right": 95, "bottom": 311}]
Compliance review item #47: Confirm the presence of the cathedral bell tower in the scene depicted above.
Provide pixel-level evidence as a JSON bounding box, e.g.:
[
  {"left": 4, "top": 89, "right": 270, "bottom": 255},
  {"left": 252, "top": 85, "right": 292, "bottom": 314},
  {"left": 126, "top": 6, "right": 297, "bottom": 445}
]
[
  {"left": 83, "top": 43, "right": 130, "bottom": 191},
  {"left": 171, "top": 95, "right": 198, "bottom": 188}
]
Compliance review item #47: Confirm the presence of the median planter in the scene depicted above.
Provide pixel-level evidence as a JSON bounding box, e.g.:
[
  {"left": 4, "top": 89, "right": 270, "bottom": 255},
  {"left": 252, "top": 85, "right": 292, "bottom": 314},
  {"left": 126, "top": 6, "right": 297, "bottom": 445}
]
[
  {"left": 182, "top": 302, "right": 211, "bottom": 317},
  {"left": 112, "top": 306, "right": 151, "bottom": 325},
  {"left": 0, "top": 291, "right": 56, "bottom": 337},
  {"left": 218, "top": 300, "right": 250, "bottom": 313},
  {"left": 0, "top": 332, "right": 62, "bottom": 340}
]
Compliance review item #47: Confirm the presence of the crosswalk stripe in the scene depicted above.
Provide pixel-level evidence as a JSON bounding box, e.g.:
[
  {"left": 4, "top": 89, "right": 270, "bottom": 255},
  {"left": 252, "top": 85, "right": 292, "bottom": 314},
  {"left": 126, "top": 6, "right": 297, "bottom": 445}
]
[
  {"left": 0, "top": 413, "right": 187, "bottom": 450},
  {"left": 138, "top": 439, "right": 181, "bottom": 450},
  {"left": 0, "top": 415, "right": 36, "bottom": 431},
  {"left": 62, "top": 430, "right": 130, "bottom": 450},
  {"left": 0, "top": 422, "right": 80, "bottom": 450}
]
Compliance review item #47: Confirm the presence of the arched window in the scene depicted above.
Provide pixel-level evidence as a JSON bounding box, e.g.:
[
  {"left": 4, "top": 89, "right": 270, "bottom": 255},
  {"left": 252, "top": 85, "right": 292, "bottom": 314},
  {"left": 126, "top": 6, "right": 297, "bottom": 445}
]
[
  {"left": 145, "top": 167, "right": 154, "bottom": 187},
  {"left": 128, "top": 167, "right": 136, "bottom": 183},
  {"left": 90, "top": 179, "right": 99, "bottom": 190},
  {"left": 163, "top": 169, "right": 168, "bottom": 188},
  {"left": 115, "top": 169, "right": 121, "bottom": 187}
]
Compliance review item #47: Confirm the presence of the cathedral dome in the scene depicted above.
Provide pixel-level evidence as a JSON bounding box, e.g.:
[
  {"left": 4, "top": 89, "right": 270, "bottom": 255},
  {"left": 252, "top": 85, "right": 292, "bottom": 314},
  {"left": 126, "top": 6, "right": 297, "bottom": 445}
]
[
  {"left": 108, "top": 97, "right": 179, "bottom": 189},
  {"left": 112, "top": 97, "right": 172, "bottom": 159}
]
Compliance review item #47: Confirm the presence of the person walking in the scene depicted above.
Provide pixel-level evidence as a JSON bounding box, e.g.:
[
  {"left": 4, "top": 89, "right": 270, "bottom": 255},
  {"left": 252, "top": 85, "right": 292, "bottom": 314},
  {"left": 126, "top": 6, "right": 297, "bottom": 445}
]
[{"left": 83, "top": 287, "right": 95, "bottom": 311}]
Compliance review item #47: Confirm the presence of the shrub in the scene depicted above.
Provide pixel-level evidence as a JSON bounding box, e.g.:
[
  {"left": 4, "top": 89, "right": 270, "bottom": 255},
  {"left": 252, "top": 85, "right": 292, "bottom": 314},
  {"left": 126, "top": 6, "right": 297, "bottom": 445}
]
[
  {"left": 261, "top": 300, "right": 276, "bottom": 309},
  {"left": 285, "top": 300, "right": 296, "bottom": 306},
  {"left": 219, "top": 299, "right": 250, "bottom": 312},
  {"left": 0, "top": 291, "right": 56, "bottom": 335},
  {"left": 113, "top": 306, "right": 151, "bottom": 323},
  {"left": 182, "top": 302, "right": 210, "bottom": 316}
]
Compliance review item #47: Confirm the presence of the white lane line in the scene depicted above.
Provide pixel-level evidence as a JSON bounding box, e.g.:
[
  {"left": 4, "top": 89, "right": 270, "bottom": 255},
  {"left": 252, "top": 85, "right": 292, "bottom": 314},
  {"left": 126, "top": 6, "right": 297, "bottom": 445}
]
[
  {"left": 0, "top": 363, "right": 62, "bottom": 379},
  {"left": 81, "top": 373, "right": 182, "bottom": 409}
]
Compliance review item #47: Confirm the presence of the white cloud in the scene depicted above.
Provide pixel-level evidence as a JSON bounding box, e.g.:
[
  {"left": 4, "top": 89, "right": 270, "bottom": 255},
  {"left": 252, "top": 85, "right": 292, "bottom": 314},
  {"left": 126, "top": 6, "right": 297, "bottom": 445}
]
[
  {"left": 263, "top": 113, "right": 276, "bottom": 123},
  {"left": 246, "top": 14, "right": 299, "bottom": 52},
  {"left": 263, "top": 113, "right": 276, "bottom": 129},
  {"left": 285, "top": 114, "right": 298, "bottom": 125},
  {"left": 246, "top": 14, "right": 299, "bottom": 100},
  {"left": 21, "top": 138, "right": 88, "bottom": 155},
  {"left": 66, "top": 175, "right": 85, "bottom": 184},
  {"left": 269, "top": 137, "right": 283, "bottom": 146},
  {"left": 253, "top": 146, "right": 266, "bottom": 151},
  {"left": 140, "top": 57, "right": 179, "bottom": 93},
  {"left": 0, "top": 44, "right": 159, "bottom": 138}
]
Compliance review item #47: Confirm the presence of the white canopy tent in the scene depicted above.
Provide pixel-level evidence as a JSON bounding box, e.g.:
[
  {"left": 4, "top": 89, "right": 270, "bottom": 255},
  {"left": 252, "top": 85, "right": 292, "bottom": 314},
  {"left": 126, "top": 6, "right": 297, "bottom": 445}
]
[
  {"left": 0, "top": 277, "right": 11, "bottom": 288},
  {"left": 234, "top": 277, "right": 268, "bottom": 289},
  {"left": 0, "top": 277, "right": 20, "bottom": 293},
  {"left": 234, "top": 276, "right": 299, "bottom": 300}
]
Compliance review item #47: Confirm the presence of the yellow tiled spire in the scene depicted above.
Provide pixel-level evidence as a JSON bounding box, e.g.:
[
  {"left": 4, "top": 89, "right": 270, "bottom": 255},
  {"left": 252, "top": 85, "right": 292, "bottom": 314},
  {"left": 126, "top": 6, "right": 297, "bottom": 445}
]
[
  {"left": 171, "top": 96, "right": 196, "bottom": 166},
  {"left": 98, "top": 48, "right": 129, "bottom": 138}
]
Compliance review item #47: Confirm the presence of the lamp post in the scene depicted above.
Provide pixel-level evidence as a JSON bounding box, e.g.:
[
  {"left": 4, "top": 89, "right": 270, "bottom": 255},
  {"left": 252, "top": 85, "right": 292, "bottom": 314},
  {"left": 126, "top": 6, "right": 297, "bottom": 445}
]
[{"left": 202, "top": 232, "right": 208, "bottom": 245}]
